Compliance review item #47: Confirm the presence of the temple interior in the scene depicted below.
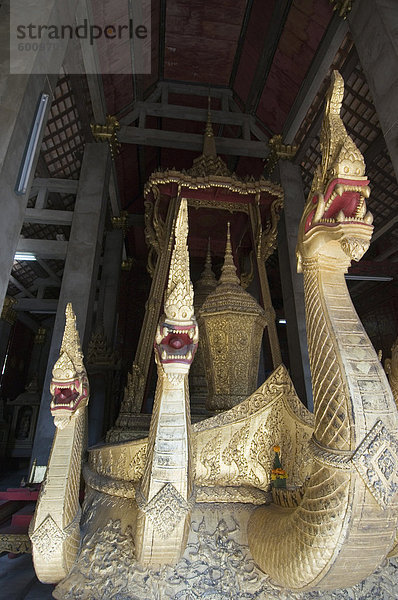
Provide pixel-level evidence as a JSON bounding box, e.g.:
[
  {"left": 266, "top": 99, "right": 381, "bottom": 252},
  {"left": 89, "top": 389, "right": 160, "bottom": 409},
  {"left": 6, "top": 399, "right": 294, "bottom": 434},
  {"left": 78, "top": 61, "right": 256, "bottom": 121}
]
[{"left": 1, "top": 1, "right": 398, "bottom": 598}]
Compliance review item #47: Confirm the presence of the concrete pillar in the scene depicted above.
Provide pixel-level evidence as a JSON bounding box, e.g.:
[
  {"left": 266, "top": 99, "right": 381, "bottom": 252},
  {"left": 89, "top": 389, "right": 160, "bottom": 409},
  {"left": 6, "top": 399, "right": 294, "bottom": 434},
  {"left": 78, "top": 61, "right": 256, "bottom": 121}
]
[
  {"left": 0, "top": 298, "right": 18, "bottom": 380},
  {"left": 348, "top": 0, "right": 398, "bottom": 182},
  {"left": 87, "top": 229, "right": 122, "bottom": 445},
  {"left": 277, "top": 160, "right": 313, "bottom": 409},
  {"left": 98, "top": 229, "right": 123, "bottom": 346},
  {"left": 31, "top": 144, "right": 111, "bottom": 465},
  {"left": 0, "top": 1, "right": 75, "bottom": 313}
]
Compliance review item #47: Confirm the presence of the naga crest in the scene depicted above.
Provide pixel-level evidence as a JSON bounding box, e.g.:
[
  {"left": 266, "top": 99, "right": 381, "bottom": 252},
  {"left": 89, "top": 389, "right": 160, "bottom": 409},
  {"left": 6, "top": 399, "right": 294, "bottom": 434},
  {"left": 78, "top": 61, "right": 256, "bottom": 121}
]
[
  {"left": 50, "top": 303, "right": 89, "bottom": 428},
  {"left": 155, "top": 198, "right": 198, "bottom": 375},
  {"left": 297, "top": 70, "right": 373, "bottom": 271}
]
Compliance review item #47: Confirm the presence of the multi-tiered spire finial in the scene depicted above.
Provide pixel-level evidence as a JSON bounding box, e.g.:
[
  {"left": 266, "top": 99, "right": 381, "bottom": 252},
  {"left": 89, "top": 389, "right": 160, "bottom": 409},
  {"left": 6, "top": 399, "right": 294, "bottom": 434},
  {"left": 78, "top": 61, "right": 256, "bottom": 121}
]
[
  {"left": 199, "top": 238, "right": 217, "bottom": 287},
  {"left": 219, "top": 222, "right": 240, "bottom": 286}
]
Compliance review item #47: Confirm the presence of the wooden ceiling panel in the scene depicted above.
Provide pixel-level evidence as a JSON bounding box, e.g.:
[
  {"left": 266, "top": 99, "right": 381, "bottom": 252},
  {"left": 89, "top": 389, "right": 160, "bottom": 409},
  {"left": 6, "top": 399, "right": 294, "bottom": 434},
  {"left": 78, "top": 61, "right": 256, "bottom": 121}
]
[
  {"left": 103, "top": 74, "right": 134, "bottom": 115},
  {"left": 92, "top": 0, "right": 133, "bottom": 78},
  {"left": 164, "top": 0, "right": 247, "bottom": 84},
  {"left": 256, "top": 0, "right": 332, "bottom": 134}
]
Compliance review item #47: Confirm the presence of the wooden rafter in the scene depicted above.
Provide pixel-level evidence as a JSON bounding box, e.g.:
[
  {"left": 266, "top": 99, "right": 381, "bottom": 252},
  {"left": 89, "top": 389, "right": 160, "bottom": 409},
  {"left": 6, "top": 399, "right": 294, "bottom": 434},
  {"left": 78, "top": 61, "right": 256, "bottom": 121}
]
[{"left": 245, "top": 0, "right": 293, "bottom": 114}]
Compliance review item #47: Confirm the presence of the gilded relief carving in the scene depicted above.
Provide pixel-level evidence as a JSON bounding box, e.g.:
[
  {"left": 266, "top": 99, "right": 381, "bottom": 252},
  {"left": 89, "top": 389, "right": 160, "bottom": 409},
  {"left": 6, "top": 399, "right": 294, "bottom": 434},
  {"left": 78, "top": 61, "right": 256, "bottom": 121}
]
[
  {"left": 29, "top": 304, "right": 89, "bottom": 584},
  {"left": 54, "top": 503, "right": 398, "bottom": 600},
  {"left": 30, "top": 70, "right": 398, "bottom": 598},
  {"left": 248, "top": 71, "right": 398, "bottom": 591}
]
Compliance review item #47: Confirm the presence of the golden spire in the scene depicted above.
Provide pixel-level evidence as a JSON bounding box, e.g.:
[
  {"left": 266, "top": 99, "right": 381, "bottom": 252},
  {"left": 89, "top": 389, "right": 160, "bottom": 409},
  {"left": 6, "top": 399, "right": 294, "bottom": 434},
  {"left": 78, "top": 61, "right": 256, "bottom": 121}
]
[
  {"left": 188, "top": 97, "right": 231, "bottom": 177},
  {"left": 164, "top": 198, "right": 194, "bottom": 323},
  {"left": 219, "top": 223, "right": 240, "bottom": 286},
  {"left": 201, "top": 238, "right": 217, "bottom": 286},
  {"left": 52, "top": 303, "right": 85, "bottom": 380}
]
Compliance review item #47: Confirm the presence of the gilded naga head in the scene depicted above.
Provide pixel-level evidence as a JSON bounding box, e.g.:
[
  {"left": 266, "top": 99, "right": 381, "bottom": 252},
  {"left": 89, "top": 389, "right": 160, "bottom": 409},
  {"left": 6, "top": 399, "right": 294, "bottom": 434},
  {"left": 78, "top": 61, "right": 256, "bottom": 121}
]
[
  {"left": 155, "top": 198, "right": 198, "bottom": 375},
  {"left": 296, "top": 71, "right": 374, "bottom": 271},
  {"left": 50, "top": 303, "right": 89, "bottom": 428}
]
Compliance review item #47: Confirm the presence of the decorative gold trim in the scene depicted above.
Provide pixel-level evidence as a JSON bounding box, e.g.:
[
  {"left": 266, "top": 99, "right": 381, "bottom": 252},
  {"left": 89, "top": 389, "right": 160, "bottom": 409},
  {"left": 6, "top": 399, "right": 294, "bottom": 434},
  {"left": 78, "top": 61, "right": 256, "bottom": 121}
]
[
  {"left": 0, "top": 533, "right": 31, "bottom": 554},
  {"left": 144, "top": 168, "right": 284, "bottom": 201},
  {"left": 111, "top": 211, "right": 129, "bottom": 235},
  {"left": 196, "top": 485, "right": 270, "bottom": 505},
  {"left": 121, "top": 258, "right": 134, "bottom": 271},
  {"left": 264, "top": 135, "right": 298, "bottom": 177},
  {"left": 34, "top": 327, "right": 46, "bottom": 345},
  {"left": 187, "top": 197, "right": 249, "bottom": 213},
  {"left": 86, "top": 326, "right": 118, "bottom": 368},
  {"left": 91, "top": 115, "right": 121, "bottom": 159},
  {"left": 329, "top": 0, "right": 354, "bottom": 18},
  {"left": 255, "top": 197, "right": 284, "bottom": 262},
  {"left": 240, "top": 250, "right": 254, "bottom": 290}
]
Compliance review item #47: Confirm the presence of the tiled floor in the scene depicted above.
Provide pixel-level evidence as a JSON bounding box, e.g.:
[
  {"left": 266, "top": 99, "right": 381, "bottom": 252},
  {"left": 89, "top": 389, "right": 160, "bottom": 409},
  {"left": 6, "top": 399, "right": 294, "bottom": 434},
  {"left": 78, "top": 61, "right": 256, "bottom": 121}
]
[
  {"left": 0, "top": 466, "right": 55, "bottom": 599},
  {"left": 0, "top": 553, "right": 54, "bottom": 600}
]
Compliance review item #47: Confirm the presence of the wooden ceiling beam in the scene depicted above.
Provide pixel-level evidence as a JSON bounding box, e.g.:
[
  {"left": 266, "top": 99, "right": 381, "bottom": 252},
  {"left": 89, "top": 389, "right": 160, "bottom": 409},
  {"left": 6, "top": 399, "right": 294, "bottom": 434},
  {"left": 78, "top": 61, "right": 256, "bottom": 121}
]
[
  {"left": 68, "top": 74, "right": 94, "bottom": 142},
  {"left": 229, "top": 0, "right": 254, "bottom": 89},
  {"left": 24, "top": 209, "right": 73, "bottom": 226},
  {"left": 158, "top": 0, "right": 167, "bottom": 80},
  {"left": 118, "top": 125, "right": 268, "bottom": 157},
  {"left": 9, "top": 276, "right": 35, "bottom": 299},
  {"left": 245, "top": 0, "right": 293, "bottom": 114},
  {"left": 14, "top": 299, "right": 58, "bottom": 313},
  {"left": 124, "top": 101, "right": 253, "bottom": 128},
  {"left": 31, "top": 178, "right": 78, "bottom": 194},
  {"left": 16, "top": 239, "right": 68, "bottom": 260},
  {"left": 161, "top": 81, "right": 233, "bottom": 98}
]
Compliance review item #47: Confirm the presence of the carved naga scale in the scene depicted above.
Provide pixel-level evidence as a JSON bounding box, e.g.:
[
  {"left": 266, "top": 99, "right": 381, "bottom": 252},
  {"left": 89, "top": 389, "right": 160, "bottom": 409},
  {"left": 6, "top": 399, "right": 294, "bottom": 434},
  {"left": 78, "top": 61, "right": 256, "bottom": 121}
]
[{"left": 32, "top": 73, "right": 398, "bottom": 599}]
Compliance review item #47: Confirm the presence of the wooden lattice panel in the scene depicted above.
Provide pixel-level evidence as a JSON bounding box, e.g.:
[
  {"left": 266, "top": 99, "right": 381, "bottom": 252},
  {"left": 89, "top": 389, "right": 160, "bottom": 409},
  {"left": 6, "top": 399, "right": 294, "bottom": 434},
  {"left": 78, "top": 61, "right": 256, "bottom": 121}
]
[{"left": 40, "top": 73, "right": 86, "bottom": 179}]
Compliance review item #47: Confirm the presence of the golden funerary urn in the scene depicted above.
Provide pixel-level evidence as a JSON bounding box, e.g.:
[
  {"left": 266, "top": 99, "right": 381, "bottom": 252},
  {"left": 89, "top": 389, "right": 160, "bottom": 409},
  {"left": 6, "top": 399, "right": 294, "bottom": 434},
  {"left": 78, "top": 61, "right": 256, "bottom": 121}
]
[{"left": 199, "top": 223, "right": 266, "bottom": 411}]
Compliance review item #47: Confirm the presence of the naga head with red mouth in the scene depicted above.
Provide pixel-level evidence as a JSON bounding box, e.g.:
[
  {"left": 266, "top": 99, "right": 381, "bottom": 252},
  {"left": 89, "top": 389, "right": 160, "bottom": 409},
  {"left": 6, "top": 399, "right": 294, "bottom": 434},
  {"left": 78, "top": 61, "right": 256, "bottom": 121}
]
[
  {"left": 50, "top": 303, "right": 89, "bottom": 429},
  {"left": 155, "top": 318, "right": 199, "bottom": 376},
  {"left": 296, "top": 71, "right": 374, "bottom": 271},
  {"left": 50, "top": 352, "right": 89, "bottom": 428}
]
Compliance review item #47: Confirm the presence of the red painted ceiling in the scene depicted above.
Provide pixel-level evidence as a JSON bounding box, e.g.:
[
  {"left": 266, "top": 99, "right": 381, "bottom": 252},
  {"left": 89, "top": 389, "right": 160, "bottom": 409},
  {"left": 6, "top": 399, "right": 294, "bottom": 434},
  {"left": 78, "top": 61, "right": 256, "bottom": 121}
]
[
  {"left": 93, "top": 0, "right": 334, "bottom": 257},
  {"left": 96, "top": 0, "right": 333, "bottom": 202}
]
